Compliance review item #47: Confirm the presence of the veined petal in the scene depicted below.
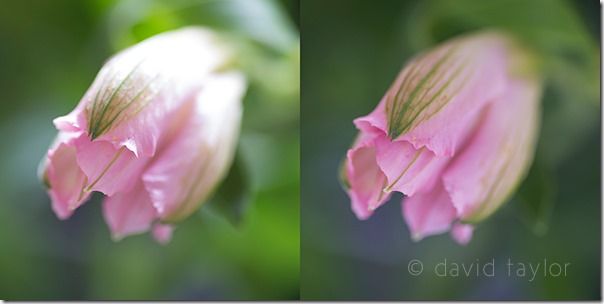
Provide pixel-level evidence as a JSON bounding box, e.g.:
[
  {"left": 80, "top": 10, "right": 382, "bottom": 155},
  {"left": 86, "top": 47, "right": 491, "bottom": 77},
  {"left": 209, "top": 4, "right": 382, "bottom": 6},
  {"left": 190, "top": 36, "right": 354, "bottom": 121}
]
[
  {"left": 102, "top": 180, "right": 157, "bottom": 240},
  {"left": 54, "top": 27, "right": 231, "bottom": 157},
  {"left": 442, "top": 76, "right": 541, "bottom": 222},
  {"left": 374, "top": 134, "right": 450, "bottom": 196},
  {"left": 402, "top": 181, "right": 457, "bottom": 241},
  {"left": 45, "top": 132, "right": 90, "bottom": 219},
  {"left": 143, "top": 72, "right": 246, "bottom": 222},
  {"left": 74, "top": 136, "right": 149, "bottom": 197},
  {"left": 384, "top": 32, "right": 509, "bottom": 156}
]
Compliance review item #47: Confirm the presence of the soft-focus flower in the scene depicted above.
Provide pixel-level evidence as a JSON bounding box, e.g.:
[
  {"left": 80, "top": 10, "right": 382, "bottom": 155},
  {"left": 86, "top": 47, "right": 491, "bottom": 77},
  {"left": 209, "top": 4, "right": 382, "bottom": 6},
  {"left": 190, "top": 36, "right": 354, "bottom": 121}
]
[
  {"left": 341, "top": 31, "right": 541, "bottom": 245},
  {"left": 39, "top": 27, "right": 246, "bottom": 243}
]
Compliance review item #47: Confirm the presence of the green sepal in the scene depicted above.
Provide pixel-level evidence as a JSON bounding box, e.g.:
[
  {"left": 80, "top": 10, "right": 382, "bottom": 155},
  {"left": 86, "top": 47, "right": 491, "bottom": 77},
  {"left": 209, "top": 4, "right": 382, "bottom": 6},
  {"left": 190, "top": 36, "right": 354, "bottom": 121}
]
[
  {"left": 206, "top": 149, "right": 252, "bottom": 228},
  {"left": 338, "top": 157, "right": 350, "bottom": 191},
  {"left": 515, "top": 160, "right": 556, "bottom": 236}
]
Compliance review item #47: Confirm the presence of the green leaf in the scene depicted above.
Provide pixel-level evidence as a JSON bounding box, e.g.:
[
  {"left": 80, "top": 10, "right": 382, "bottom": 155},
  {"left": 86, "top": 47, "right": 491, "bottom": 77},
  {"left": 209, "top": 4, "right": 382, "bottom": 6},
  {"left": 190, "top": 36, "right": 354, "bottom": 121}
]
[
  {"left": 179, "top": 0, "right": 298, "bottom": 53},
  {"left": 206, "top": 150, "right": 252, "bottom": 227},
  {"left": 106, "top": 0, "right": 298, "bottom": 53},
  {"left": 515, "top": 160, "right": 556, "bottom": 236}
]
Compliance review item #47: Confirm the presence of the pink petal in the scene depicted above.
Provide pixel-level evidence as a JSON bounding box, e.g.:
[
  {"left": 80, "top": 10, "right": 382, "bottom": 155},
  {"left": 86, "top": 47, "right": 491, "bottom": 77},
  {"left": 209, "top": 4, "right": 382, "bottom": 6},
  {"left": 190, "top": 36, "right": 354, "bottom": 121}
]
[
  {"left": 345, "top": 137, "right": 391, "bottom": 220},
  {"left": 374, "top": 133, "right": 450, "bottom": 196},
  {"left": 402, "top": 182, "right": 457, "bottom": 241},
  {"left": 152, "top": 224, "right": 174, "bottom": 245},
  {"left": 102, "top": 180, "right": 158, "bottom": 240},
  {"left": 45, "top": 132, "right": 90, "bottom": 219},
  {"left": 53, "top": 104, "right": 87, "bottom": 133},
  {"left": 442, "top": 77, "right": 541, "bottom": 222},
  {"left": 353, "top": 97, "right": 389, "bottom": 137},
  {"left": 74, "top": 136, "right": 149, "bottom": 197},
  {"left": 450, "top": 223, "right": 474, "bottom": 245},
  {"left": 143, "top": 72, "right": 246, "bottom": 222}
]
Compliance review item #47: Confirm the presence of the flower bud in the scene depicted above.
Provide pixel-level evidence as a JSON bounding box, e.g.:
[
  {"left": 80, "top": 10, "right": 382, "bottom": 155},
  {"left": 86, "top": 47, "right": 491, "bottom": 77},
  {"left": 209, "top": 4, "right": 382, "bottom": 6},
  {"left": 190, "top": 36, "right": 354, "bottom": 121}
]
[
  {"left": 40, "top": 27, "right": 246, "bottom": 242},
  {"left": 342, "top": 31, "right": 541, "bottom": 244}
]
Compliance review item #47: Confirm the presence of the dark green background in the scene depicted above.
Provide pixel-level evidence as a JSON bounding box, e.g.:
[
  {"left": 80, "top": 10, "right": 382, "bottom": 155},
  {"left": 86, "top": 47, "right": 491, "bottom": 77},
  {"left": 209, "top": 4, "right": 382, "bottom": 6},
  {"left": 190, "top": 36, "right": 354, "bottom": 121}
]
[{"left": 301, "top": 0, "right": 600, "bottom": 300}]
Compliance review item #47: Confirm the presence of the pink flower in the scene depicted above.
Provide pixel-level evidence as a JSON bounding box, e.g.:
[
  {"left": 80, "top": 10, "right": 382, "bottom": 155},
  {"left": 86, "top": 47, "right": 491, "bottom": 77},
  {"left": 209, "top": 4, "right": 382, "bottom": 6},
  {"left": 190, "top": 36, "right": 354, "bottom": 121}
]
[
  {"left": 39, "top": 27, "right": 246, "bottom": 243},
  {"left": 341, "top": 31, "right": 541, "bottom": 245}
]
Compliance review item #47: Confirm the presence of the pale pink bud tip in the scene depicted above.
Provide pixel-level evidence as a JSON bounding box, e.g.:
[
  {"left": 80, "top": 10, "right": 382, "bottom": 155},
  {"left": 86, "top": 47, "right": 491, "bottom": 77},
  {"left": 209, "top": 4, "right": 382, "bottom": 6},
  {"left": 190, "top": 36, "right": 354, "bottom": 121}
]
[
  {"left": 411, "top": 233, "right": 423, "bottom": 242},
  {"left": 152, "top": 224, "right": 174, "bottom": 245},
  {"left": 451, "top": 223, "right": 474, "bottom": 245}
]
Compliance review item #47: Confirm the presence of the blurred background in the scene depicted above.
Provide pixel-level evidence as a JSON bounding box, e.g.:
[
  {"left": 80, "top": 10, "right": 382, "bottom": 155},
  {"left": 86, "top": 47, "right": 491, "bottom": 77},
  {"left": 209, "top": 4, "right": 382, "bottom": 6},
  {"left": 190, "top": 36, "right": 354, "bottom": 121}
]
[
  {"left": 0, "top": 0, "right": 299, "bottom": 300},
  {"left": 301, "top": 0, "right": 600, "bottom": 300}
]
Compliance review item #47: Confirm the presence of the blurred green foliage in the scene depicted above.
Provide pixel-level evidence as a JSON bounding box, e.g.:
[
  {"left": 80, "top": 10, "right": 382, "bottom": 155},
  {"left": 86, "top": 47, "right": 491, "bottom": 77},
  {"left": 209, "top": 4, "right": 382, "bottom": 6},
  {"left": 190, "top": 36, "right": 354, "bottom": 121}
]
[
  {"left": 0, "top": 0, "right": 299, "bottom": 300},
  {"left": 301, "top": 0, "right": 599, "bottom": 300}
]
